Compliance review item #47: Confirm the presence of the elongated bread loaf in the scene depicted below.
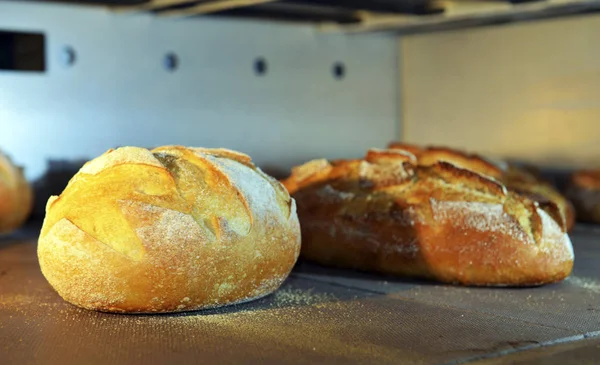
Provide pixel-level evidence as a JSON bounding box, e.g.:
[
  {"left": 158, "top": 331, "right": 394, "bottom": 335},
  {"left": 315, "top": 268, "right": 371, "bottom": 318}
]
[
  {"left": 282, "top": 148, "right": 573, "bottom": 286},
  {"left": 38, "top": 146, "right": 301, "bottom": 313},
  {"left": 0, "top": 150, "right": 33, "bottom": 234}
]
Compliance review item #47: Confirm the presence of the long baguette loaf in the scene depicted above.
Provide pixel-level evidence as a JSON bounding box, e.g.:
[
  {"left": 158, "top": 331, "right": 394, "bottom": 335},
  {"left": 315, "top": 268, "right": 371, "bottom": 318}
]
[{"left": 282, "top": 148, "right": 573, "bottom": 286}]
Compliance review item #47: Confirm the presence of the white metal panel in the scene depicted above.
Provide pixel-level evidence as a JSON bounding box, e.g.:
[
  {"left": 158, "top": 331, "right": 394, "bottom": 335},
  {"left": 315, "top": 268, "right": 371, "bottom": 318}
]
[{"left": 0, "top": 1, "right": 399, "bottom": 180}]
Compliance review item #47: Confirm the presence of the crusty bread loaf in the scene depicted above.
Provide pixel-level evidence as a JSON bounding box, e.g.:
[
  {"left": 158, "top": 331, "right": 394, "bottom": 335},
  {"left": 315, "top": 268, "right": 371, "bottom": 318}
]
[
  {"left": 566, "top": 170, "right": 600, "bottom": 224},
  {"left": 0, "top": 150, "right": 33, "bottom": 234},
  {"left": 388, "top": 142, "right": 575, "bottom": 231},
  {"left": 282, "top": 148, "right": 573, "bottom": 286},
  {"left": 38, "top": 146, "right": 301, "bottom": 313}
]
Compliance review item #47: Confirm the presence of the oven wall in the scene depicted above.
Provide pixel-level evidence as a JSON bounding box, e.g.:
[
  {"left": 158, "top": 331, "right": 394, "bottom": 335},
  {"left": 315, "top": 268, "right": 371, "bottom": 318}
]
[
  {"left": 0, "top": 1, "right": 400, "bottom": 181},
  {"left": 401, "top": 14, "right": 600, "bottom": 168}
]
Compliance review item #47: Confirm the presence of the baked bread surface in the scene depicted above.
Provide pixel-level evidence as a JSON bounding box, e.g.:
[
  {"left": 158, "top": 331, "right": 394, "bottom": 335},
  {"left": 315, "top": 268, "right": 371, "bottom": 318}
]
[
  {"left": 38, "top": 146, "right": 301, "bottom": 313},
  {"left": 388, "top": 142, "right": 575, "bottom": 231},
  {"left": 283, "top": 148, "right": 573, "bottom": 286},
  {"left": 0, "top": 151, "right": 33, "bottom": 234}
]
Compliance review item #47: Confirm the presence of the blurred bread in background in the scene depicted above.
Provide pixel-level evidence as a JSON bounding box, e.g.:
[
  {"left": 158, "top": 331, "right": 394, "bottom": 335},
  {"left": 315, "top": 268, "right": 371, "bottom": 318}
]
[
  {"left": 566, "top": 170, "right": 600, "bottom": 224},
  {"left": 0, "top": 150, "right": 33, "bottom": 234}
]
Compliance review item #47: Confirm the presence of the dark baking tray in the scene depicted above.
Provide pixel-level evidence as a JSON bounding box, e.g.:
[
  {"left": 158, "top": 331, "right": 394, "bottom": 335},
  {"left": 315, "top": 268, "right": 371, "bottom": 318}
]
[{"left": 1, "top": 224, "right": 600, "bottom": 364}]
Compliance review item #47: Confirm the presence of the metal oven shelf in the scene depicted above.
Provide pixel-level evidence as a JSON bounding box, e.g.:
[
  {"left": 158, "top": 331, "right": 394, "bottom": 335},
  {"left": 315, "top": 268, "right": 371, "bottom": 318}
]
[
  {"left": 21, "top": 0, "right": 600, "bottom": 33},
  {"left": 1, "top": 224, "right": 600, "bottom": 364}
]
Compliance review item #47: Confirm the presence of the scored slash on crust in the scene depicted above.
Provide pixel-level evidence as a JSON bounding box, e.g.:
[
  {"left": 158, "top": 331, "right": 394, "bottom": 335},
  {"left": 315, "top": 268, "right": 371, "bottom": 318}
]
[
  {"left": 282, "top": 148, "right": 558, "bottom": 246},
  {"left": 42, "top": 146, "right": 296, "bottom": 259}
]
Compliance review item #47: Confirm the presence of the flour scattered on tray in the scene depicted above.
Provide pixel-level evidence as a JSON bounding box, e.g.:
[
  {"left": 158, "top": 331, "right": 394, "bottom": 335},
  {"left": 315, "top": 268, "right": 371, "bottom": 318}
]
[
  {"left": 272, "top": 288, "right": 336, "bottom": 307},
  {"left": 568, "top": 276, "right": 600, "bottom": 294}
]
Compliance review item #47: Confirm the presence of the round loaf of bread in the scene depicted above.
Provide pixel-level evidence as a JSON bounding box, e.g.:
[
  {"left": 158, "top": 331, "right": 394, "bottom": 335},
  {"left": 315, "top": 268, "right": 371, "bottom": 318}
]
[
  {"left": 38, "top": 146, "right": 301, "bottom": 313},
  {"left": 283, "top": 148, "right": 573, "bottom": 286},
  {"left": 0, "top": 150, "right": 33, "bottom": 234}
]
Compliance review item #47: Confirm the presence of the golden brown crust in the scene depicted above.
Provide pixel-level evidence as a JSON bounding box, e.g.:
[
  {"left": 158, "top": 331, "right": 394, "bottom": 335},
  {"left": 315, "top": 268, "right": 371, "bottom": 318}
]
[
  {"left": 387, "top": 142, "right": 504, "bottom": 179},
  {"left": 0, "top": 151, "right": 33, "bottom": 234},
  {"left": 283, "top": 148, "right": 573, "bottom": 286},
  {"left": 566, "top": 169, "right": 600, "bottom": 224},
  {"left": 38, "top": 146, "right": 301, "bottom": 313},
  {"left": 386, "top": 142, "right": 423, "bottom": 156},
  {"left": 387, "top": 142, "right": 575, "bottom": 232}
]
